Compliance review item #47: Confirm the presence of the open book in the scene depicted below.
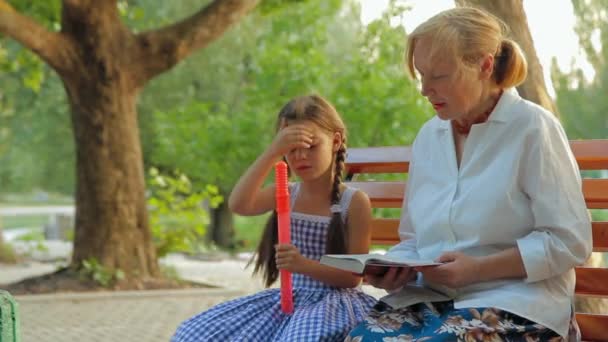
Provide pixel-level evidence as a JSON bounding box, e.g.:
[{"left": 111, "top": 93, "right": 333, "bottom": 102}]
[{"left": 320, "top": 253, "right": 441, "bottom": 276}]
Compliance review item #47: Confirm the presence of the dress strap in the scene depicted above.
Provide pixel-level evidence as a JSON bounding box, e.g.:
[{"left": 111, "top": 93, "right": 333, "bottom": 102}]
[
  {"left": 288, "top": 182, "right": 300, "bottom": 209},
  {"left": 338, "top": 187, "right": 357, "bottom": 221}
]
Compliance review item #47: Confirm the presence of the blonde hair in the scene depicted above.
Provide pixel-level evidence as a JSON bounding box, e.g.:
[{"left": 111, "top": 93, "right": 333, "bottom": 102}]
[{"left": 405, "top": 7, "right": 527, "bottom": 88}]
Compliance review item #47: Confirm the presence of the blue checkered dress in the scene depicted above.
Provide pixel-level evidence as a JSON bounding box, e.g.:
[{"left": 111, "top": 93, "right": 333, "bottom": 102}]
[{"left": 172, "top": 184, "right": 377, "bottom": 342}]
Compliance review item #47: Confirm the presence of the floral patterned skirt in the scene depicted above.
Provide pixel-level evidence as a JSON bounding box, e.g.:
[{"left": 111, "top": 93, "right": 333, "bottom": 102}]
[{"left": 345, "top": 301, "right": 578, "bottom": 342}]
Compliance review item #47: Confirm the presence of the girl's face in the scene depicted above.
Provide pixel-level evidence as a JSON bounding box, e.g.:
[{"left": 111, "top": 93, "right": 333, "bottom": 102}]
[
  {"left": 413, "top": 38, "right": 487, "bottom": 121},
  {"left": 284, "top": 121, "right": 341, "bottom": 182}
]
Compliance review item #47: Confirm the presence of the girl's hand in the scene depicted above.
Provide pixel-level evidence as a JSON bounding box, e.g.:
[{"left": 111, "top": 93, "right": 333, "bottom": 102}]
[
  {"left": 364, "top": 267, "right": 416, "bottom": 291},
  {"left": 415, "top": 251, "right": 481, "bottom": 288},
  {"left": 267, "top": 120, "right": 314, "bottom": 158},
  {"left": 275, "top": 244, "right": 307, "bottom": 273}
]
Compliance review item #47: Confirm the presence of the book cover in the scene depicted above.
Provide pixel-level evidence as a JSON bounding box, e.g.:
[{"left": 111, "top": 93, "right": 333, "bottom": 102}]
[{"left": 379, "top": 281, "right": 458, "bottom": 308}]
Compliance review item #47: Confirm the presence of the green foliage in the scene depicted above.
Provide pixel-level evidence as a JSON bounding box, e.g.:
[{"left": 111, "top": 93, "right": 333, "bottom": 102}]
[
  {"left": 259, "top": 0, "right": 309, "bottom": 14},
  {"left": 80, "top": 258, "right": 125, "bottom": 287},
  {"left": 15, "top": 229, "right": 48, "bottom": 254},
  {"left": 0, "top": 0, "right": 151, "bottom": 195},
  {"left": 0, "top": 242, "right": 18, "bottom": 263},
  {"left": 551, "top": 0, "right": 608, "bottom": 139},
  {"left": 147, "top": 168, "right": 223, "bottom": 257},
  {"left": 0, "top": 71, "right": 74, "bottom": 194},
  {"left": 147, "top": 0, "right": 431, "bottom": 197},
  {"left": 6, "top": 0, "right": 61, "bottom": 28},
  {"left": 1, "top": 0, "right": 61, "bottom": 91}
]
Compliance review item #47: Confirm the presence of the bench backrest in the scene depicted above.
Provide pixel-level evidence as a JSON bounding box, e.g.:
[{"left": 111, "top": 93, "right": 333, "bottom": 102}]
[{"left": 345, "top": 139, "right": 608, "bottom": 342}]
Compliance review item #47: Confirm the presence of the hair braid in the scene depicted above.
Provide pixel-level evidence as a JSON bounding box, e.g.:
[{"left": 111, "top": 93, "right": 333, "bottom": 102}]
[{"left": 326, "top": 143, "right": 348, "bottom": 254}]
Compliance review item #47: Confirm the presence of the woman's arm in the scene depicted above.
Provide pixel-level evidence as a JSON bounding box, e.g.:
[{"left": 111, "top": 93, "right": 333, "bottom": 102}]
[
  {"left": 275, "top": 191, "right": 373, "bottom": 288},
  {"left": 516, "top": 113, "right": 592, "bottom": 283}
]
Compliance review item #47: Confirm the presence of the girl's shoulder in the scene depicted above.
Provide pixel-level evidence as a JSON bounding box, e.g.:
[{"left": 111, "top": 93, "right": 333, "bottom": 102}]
[{"left": 341, "top": 186, "right": 371, "bottom": 214}]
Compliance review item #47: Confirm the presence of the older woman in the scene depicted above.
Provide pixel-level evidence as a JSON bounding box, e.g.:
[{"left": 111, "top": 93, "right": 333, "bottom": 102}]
[{"left": 346, "top": 7, "right": 592, "bottom": 341}]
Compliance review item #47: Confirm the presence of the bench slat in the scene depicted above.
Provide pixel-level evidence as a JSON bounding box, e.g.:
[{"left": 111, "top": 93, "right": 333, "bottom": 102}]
[
  {"left": 348, "top": 179, "right": 608, "bottom": 209},
  {"left": 370, "top": 218, "right": 401, "bottom": 244},
  {"left": 584, "top": 179, "right": 608, "bottom": 209},
  {"left": 575, "top": 267, "right": 608, "bottom": 298},
  {"left": 346, "top": 146, "right": 411, "bottom": 175},
  {"left": 570, "top": 140, "right": 608, "bottom": 170},
  {"left": 346, "top": 140, "right": 608, "bottom": 174},
  {"left": 577, "top": 313, "right": 608, "bottom": 342},
  {"left": 372, "top": 219, "right": 607, "bottom": 252},
  {"left": 593, "top": 222, "right": 608, "bottom": 252}
]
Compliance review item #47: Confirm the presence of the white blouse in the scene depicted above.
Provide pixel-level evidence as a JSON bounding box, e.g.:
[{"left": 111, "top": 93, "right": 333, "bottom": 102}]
[{"left": 387, "top": 88, "right": 592, "bottom": 338}]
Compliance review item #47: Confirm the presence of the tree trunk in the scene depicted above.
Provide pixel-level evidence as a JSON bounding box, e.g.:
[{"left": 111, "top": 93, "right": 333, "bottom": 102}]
[
  {"left": 0, "top": 0, "right": 259, "bottom": 280},
  {"left": 454, "top": 0, "right": 558, "bottom": 114},
  {"left": 209, "top": 198, "right": 235, "bottom": 249},
  {"left": 50, "top": 2, "right": 157, "bottom": 278},
  {"left": 65, "top": 80, "right": 159, "bottom": 277}
]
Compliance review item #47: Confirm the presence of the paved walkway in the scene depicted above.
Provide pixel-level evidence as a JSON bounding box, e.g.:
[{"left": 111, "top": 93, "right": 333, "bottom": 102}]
[
  {"left": 16, "top": 288, "right": 242, "bottom": 342},
  {"left": 2, "top": 254, "right": 385, "bottom": 342}
]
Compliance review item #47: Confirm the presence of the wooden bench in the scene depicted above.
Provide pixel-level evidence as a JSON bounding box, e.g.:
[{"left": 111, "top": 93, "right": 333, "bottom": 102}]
[
  {"left": 345, "top": 139, "right": 608, "bottom": 342},
  {"left": 0, "top": 290, "right": 20, "bottom": 342}
]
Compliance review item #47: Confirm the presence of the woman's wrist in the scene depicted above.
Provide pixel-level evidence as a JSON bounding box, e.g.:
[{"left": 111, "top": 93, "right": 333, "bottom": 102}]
[{"left": 476, "top": 248, "right": 526, "bottom": 282}]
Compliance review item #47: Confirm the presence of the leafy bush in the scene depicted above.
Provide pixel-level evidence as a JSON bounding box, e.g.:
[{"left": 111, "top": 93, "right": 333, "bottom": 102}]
[
  {"left": 0, "top": 242, "right": 18, "bottom": 263},
  {"left": 147, "top": 168, "right": 223, "bottom": 257},
  {"left": 80, "top": 258, "right": 125, "bottom": 287}
]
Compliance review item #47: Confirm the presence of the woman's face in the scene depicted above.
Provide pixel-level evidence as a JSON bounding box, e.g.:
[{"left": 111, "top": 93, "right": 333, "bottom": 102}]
[{"left": 413, "top": 38, "right": 485, "bottom": 121}]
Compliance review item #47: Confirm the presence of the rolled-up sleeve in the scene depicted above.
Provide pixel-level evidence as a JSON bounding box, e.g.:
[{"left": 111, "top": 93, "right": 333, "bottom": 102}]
[{"left": 517, "top": 114, "right": 592, "bottom": 283}]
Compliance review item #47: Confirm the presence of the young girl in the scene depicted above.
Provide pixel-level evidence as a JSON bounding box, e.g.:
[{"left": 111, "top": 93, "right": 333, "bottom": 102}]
[{"left": 172, "top": 94, "right": 377, "bottom": 341}]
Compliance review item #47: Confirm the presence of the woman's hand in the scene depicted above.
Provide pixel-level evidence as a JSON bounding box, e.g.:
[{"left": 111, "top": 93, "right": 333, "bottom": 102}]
[
  {"left": 364, "top": 267, "right": 416, "bottom": 291},
  {"left": 267, "top": 120, "right": 314, "bottom": 158},
  {"left": 415, "top": 251, "right": 481, "bottom": 288},
  {"left": 275, "top": 244, "right": 307, "bottom": 273}
]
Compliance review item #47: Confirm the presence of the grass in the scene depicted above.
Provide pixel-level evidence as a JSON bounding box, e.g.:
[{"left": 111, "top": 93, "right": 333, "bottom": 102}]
[
  {"left": 233, "top": 213, "right": 270, "bottom": 252},
  {"left": 0, "top": 192, "right": 74, "bottom": 206},
  {"left": 0, "top": 192, "right": 74, "bottom": 230},
  {"left": 2, "top": 215, "right": 50, "bottom": 230}
]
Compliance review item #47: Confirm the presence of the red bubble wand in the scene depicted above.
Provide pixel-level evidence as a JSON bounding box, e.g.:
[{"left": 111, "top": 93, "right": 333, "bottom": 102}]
[{"left": 275, "top": 161, "right": 294, "bottom": 314}]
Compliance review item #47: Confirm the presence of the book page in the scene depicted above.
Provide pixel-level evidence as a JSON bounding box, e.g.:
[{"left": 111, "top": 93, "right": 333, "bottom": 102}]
[
  {"left": 323, "top": 253, "right": 440, "bottom": 267},
  {"left": 320, "top": 253, "right": 441, "bottom": 275}
]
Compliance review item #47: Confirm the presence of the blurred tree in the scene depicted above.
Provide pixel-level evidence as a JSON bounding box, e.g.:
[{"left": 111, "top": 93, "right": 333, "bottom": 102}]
[
  {"left": 151, "top": 0, "right": 430, "bottom": 247},
  {"left": 0, "top": 0, "right": 260, "bottom": 281},
  {"left": 551, "top": 0, "right": 608, "bottom": 139},
  {"left": 454, "top": 0, "right": 558, "bottom": 114},
  {"left": 551, "top": 0, "right": 608, "bottom": 316}
]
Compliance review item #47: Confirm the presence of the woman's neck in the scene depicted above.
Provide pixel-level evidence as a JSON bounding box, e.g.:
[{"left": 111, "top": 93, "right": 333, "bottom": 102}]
[{"left": 453, "top": 88, "right": 503, "bottom": 135}]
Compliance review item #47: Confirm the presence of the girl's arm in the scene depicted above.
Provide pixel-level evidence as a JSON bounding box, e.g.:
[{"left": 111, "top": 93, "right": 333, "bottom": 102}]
[
  {"left": 276, "top": 190, "right": 373, "bottom": 288},
  {"left": 228, "top": 123, "right": 313, "bottom": 216},
  {"left": 228, "top": 149, "right": 279, "bottom": 216}
]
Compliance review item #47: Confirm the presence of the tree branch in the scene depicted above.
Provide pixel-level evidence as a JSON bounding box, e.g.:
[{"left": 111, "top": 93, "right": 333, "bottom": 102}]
[
  {"left": 133, "top": 0, "right": 259, "bottom": 84},
  {"left": 0, "top": 0, "right": 75, "bottom": 74}
]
